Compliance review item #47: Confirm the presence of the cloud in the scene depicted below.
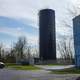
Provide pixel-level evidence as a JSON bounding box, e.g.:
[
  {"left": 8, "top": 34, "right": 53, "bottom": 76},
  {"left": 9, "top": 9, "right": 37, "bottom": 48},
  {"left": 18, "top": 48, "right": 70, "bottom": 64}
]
[
  {"left": 0, "top": 0, "right": 73, "bottom": 28},
  {"left": 0, "top": 0, "right": 75, "bottom": 48},
  {"left": 0, "top": 27, "right": 38, "bottom": 46},
  {"left": 0, "top": 27, "right": 23, "bottom": 37}
]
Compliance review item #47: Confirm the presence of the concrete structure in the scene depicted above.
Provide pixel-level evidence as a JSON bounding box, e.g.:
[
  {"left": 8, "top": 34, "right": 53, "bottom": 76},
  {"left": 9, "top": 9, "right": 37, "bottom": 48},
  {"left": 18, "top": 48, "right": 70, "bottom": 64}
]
[
  {"left": 73, "top": 15, "right": 80, "bottom": 68},
  {"left": 39, "top": 9, "right": 56, "bottom": 61},
  {"left": 35, "top": 65, "right": 75, "bottom": 70}
]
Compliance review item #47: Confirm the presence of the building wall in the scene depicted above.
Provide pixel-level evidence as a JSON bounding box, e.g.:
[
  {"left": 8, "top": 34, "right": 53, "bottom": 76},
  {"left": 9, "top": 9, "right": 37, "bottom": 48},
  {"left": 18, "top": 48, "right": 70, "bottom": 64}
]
[
  {"left": 39, "top": 9, "right": 56, "bottom": 60},
  {"left": 73, "top": 15, "right": 80, "bottom": 68}
]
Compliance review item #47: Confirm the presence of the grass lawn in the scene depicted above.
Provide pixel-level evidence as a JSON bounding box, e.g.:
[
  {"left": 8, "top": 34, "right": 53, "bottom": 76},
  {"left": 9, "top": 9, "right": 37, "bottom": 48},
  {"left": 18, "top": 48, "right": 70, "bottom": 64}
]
[
  {"left": 51, "top": 67, "right": 80, "bottom": 74},
  {"left": 6, "top": 63, "right": 41, "bottom": 70}
]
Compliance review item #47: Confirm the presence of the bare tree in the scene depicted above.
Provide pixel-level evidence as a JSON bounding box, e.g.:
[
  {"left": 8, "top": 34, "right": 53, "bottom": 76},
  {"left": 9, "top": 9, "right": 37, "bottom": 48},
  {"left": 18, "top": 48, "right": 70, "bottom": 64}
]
[
  {"left": 57, "top": 4, "right": 78, "bottom": 64},
  {"left": 0, "top": 45, "right": 2, "bottom": 61},
  {"left": 13, "top": 36, "right": 27, "bottom": 63},
  {"left": 0, "top": 43, "right": 3, "bottom": 61},
  {"left": 57, "top": 38, "right": 74, "bottom": 64},
  {"left": 32, "top": 48, "right": 39, "bottom": 58}
]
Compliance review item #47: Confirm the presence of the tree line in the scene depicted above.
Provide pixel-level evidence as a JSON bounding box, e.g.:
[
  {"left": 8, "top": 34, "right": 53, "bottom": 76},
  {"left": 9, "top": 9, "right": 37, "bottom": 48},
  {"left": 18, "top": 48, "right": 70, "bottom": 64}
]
[{"left": 0, "top": 36, "right": 38, "bottom": 63}]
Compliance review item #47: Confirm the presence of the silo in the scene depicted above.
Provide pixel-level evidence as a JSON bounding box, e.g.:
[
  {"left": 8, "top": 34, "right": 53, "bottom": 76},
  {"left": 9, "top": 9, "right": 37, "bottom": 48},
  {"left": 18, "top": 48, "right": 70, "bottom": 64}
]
[
  {"left": 73, "top": 15, "right": 80, "bottom": 68},
  {"left": 39, "top": 9, "right": 56, "bottom": 61}
]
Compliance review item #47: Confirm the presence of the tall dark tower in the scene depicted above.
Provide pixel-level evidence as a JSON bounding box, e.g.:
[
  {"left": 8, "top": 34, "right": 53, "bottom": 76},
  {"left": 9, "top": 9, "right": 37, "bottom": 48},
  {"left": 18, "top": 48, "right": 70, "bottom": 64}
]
[{"left": 39, "top": 9, "right": 56, "bottom": 61}]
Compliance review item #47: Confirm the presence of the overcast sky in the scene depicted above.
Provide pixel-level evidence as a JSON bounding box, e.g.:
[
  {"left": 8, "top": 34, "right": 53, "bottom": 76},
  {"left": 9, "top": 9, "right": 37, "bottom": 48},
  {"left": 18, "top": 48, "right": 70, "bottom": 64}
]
[{"left": 0, "top": 0, "right": 79, "bottom": 48}]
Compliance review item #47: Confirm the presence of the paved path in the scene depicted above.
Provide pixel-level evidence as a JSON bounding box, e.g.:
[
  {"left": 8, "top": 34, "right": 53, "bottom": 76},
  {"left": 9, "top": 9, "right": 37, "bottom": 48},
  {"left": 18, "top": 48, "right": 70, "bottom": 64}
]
[
  {"left": 0, "top": 68, "right": 80, "bottom": 80},
  {"left": 35, "top": 65, "right": 75, "bottom": 70}
]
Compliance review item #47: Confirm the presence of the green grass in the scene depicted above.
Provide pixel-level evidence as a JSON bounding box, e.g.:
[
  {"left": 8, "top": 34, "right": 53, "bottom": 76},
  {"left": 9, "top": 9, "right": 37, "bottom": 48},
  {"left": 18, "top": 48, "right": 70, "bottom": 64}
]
[
  {"left": 51, "top": 68, "right": 80, "bottom": 74},
  {"left": 6, "top": 63, "right": 17, "bottom": 66},
  {"left": 6, "top": 63, "right": 41, "bottom": 70}
]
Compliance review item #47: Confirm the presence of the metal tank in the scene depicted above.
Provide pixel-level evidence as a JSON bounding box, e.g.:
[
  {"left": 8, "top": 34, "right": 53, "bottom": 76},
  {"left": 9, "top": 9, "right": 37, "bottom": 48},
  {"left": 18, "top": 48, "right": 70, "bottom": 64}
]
[{"left": 39, "top": 9, "right": 56, "bottom": 60}]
